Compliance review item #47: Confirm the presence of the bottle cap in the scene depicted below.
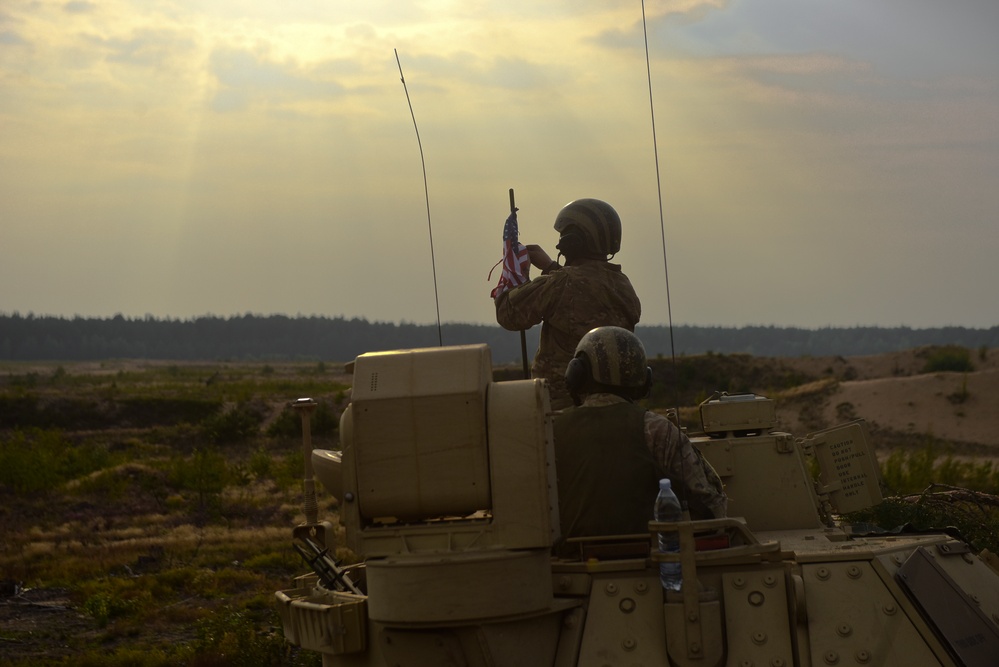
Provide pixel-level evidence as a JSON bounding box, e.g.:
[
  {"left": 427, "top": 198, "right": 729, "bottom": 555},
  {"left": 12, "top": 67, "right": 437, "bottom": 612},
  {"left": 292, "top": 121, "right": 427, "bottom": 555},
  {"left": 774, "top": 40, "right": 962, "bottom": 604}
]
[{"left": 659, "top": 478, "right": 671, "bottom": 490}]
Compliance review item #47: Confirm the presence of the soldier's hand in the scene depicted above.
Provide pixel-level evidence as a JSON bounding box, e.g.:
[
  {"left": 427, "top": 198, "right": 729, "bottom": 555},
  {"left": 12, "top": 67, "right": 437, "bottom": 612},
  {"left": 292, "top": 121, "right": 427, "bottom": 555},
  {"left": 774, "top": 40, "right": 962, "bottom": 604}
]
[{"left": 526, "top": 245, "right": 553, "bottom": 270}]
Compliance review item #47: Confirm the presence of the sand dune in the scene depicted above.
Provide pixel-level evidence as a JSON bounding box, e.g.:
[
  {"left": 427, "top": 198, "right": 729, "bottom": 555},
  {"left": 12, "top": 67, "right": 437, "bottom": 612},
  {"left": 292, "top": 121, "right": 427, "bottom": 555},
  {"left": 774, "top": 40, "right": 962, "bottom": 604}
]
[{"left": 772, "top": 348, "right": 999, "bottom": 452}]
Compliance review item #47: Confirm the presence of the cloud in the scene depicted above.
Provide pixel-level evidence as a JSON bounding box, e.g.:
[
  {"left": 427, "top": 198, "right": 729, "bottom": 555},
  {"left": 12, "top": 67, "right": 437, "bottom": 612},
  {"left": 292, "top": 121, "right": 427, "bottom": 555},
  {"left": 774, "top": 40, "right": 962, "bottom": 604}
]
[
  {"left": 62, "top": 1, "right": 96, "bottom": 14},
  {"left": 0, "top": 30, "right": 26, "bottom": 46},
  {"left": 397, "top": 50, "right": 562, "bottom": 95},
  {"left": 701, "top": 52, "right": 877, "bottom": 103},
  {"left": 485, "top": 56, "right": 559, "bottom": 92},
  {"left": 0, "top": 6, "right": 27, "bottom": 46},
  {"left": 593, "top": 0, "right": 730, "bottom": 52},
  {"left": 83, "top": 28, "right": 197, "bottom": 69},
  {"left": 209, "top": 48, "right": 347, "bottom": 113},
  {"left": 646, "top": 0, "right": 999, "bottom": 82}
]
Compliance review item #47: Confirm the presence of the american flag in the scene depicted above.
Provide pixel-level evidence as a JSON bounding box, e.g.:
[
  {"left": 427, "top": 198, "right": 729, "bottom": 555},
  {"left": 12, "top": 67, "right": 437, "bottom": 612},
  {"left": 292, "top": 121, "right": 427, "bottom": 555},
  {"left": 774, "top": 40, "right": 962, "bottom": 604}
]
[{"left": 489, "top": 211, "right": 530, "bottom": 299}]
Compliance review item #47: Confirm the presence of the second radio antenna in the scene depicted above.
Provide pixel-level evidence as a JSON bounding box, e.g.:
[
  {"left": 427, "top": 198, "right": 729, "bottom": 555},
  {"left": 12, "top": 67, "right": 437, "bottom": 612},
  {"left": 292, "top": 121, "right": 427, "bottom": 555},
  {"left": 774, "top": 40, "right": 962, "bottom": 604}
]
[{"left": 395, "top": 48, "right": 443, "bottom": 347}]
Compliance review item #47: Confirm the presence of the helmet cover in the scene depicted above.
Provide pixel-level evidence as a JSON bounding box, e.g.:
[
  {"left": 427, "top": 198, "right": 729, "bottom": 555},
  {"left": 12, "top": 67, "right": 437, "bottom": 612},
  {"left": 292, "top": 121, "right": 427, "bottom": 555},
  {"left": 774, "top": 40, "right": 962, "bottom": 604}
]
[
  {"left": 553, "top": 199, "right": 622, "bottom": 256},
  {"left": 573, "top": 326, "right": 648, "bottom": 389}
]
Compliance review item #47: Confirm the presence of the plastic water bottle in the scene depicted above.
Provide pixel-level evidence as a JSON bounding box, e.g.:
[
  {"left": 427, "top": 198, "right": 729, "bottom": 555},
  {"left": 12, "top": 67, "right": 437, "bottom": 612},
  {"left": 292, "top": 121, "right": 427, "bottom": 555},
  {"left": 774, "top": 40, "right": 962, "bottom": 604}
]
[{"left": 654, "top": 478, "right": 683, "bottom": 591}]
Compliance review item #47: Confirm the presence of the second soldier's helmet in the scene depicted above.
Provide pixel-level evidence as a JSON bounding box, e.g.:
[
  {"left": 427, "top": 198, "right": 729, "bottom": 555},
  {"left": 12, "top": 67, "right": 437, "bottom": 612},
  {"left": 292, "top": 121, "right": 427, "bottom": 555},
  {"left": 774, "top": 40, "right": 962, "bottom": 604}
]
[
  {"left": 553, "top": 199, "right": 622, "bottom": 258},
  {"left": 565, "top": 326, "right": 652, "bottom": 402}
]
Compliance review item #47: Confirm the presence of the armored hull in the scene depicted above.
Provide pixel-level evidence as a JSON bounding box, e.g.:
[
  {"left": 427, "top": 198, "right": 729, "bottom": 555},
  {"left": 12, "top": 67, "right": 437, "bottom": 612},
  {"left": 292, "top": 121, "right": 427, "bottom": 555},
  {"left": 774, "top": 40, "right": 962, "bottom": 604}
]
[{"left": 276, "top": 343, "right": 999, "bottom": 667}]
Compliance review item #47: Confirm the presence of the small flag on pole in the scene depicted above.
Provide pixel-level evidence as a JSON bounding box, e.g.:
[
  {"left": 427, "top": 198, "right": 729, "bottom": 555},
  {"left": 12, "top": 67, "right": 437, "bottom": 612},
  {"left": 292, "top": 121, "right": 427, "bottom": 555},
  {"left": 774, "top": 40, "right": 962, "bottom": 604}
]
[{"left": 489, "top": 211, "right": 530, "bottom": 299}]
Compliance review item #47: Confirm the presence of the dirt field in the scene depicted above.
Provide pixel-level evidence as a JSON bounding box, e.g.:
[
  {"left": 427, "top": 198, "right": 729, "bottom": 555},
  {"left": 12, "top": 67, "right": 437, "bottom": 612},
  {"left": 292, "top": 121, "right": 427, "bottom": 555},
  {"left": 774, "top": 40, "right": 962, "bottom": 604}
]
[{"left": 770, "top": 347, "right": 999, "bottom": 454}]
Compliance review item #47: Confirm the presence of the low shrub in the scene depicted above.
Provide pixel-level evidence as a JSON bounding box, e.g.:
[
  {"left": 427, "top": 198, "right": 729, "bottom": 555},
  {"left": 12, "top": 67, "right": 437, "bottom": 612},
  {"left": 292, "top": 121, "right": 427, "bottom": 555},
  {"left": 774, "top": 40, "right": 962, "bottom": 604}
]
[
  {"left": 880, "top": 442, "right": 999, "bottom": 495},
  {"left": 182, "top": 606, "right": 289, "bottom": 667},
  {"left": 266, "top": 400, "right": 339, "bottom": 439},
  {"left": 170, "top": 447, "right": 228, "bottom": 510},
  {"left": 0, "top": 429, "right": 115, "bottom": 493},
  {"left": 848, "top": 487, "right": 999, "bottom": 554},
  {"left": 920, "top": 345, "right": 974, "bottom": 373},
  {"left": 202, "top": 403, "right": 265, "bottom": 444}
]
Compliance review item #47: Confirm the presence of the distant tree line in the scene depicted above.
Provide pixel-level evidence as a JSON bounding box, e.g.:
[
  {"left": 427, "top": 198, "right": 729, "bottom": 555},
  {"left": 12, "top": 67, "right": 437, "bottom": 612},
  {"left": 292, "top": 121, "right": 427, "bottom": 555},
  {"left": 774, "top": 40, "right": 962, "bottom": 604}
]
[
  {"left": 636, "top": 325, "right": 999, "bottom": 360},
  {"left": 0, "top": 313, "right": 996, "bottom": 363}
]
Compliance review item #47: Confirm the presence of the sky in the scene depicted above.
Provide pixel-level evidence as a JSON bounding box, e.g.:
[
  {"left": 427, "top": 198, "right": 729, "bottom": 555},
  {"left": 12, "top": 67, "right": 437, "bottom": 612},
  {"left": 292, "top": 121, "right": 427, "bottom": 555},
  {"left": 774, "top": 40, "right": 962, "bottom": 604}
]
[{"left": 2, "top": 0, "right": 997, "bottom": 329}]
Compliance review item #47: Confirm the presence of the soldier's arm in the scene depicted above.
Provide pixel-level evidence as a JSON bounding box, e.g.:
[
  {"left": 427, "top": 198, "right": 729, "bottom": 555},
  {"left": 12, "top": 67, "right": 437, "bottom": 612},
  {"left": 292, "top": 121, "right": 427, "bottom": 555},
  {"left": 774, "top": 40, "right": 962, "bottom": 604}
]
[
  {"left": 494, "top": 272, "right": 562, "bottom": 332},
  {"left": 645, "top": 413, "right": 728, "bottom": 519}
]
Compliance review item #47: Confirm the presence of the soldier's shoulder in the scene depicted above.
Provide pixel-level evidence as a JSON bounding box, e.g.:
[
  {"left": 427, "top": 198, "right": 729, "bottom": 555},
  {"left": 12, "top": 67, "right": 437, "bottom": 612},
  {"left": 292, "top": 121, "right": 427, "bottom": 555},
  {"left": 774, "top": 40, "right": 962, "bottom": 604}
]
[{"left": 507, "top": 272, "right": 560, "bottom": 296}]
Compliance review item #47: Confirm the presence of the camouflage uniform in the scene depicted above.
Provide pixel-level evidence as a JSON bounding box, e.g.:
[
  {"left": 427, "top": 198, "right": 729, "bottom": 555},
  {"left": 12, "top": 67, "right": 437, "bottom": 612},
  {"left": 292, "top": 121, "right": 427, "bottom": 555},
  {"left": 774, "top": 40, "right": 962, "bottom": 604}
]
[
  {"left": 559, "top": 393, "right": 727, "bottom": 524},
  {"left": 494, "top": 259, "right": 641, "bottom": 409},
  {"left": 642, "top": 407, "right": 728, "bottom": 520}
]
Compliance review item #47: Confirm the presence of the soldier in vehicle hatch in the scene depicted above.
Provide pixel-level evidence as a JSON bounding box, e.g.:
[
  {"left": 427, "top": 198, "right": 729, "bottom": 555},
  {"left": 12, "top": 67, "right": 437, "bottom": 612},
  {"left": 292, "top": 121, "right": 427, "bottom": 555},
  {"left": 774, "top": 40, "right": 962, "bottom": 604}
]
[
  {"left": 494, "top": 199, "right": 641, "bottom": 410},
  {"left": 553, "top": 326, "right": 726, "bottom": 554}
]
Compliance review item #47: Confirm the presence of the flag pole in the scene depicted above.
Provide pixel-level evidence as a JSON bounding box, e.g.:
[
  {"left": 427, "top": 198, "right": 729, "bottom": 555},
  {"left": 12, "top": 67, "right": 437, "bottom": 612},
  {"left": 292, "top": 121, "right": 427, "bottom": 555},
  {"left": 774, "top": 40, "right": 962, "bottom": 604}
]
[{"left": 510, "top": 188, "right": 530, "bottom": 379}]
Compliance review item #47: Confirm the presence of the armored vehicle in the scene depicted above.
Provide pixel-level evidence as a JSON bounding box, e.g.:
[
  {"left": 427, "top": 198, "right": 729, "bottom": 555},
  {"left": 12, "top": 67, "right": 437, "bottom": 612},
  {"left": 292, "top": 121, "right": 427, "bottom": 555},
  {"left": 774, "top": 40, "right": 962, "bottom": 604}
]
[{"left": 276, "top": 343, "right": 999, "bottom": 666}]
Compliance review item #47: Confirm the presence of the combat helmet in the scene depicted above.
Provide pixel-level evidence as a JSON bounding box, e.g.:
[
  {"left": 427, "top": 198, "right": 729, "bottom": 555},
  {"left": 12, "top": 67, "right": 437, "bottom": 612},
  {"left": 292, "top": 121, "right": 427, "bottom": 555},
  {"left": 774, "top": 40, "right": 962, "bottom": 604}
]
[
  {"left": 565, "top": 326, "right": 652, "bottom": 403},
  {"left": 553, "top": 199, "right": 622, "bottom": 258}
]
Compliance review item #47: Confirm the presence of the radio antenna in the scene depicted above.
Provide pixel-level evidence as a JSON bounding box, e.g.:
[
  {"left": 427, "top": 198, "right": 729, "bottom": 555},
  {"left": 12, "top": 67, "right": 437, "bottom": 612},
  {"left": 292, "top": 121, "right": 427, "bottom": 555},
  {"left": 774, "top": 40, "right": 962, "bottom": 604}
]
[
  {"left": 642, "top": 1, "right": 688, "bottom": 511},
  {"left": 395, "top": 48, "right": 443, "bottom": 347},
  {"left": 641, "top": 2, "right": 678, "bottom": 394}
]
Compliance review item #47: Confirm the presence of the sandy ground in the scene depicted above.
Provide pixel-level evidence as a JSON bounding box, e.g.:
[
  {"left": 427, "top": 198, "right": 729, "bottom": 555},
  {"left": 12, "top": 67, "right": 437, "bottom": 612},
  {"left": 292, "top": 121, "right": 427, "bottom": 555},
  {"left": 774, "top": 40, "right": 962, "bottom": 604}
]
[
  {"left": 774, "top": 348, "right": 999, "bottom": 452},
  {"left": 823, "top": 370, "right": 997, "bottom": 445}
]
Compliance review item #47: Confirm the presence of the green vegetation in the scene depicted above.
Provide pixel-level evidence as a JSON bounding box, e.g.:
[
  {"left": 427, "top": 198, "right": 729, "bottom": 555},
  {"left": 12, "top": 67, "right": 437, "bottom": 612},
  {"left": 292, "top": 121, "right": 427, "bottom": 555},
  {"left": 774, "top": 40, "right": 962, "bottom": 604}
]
[
  {"left": 644, "top": 353, "right": 814, "bottom": 410},
  {"left": 0, "top": 429, "right": 117, "bottom": 493},
  {"left": 266, "top": 400, "right": 341, "bottom": 439},
  {"left": 919, "top": 345, "right": 974, "bottom": 373},
  {"left": 0, "top": 361, "right": 347, "bottom": 665},
  {"left": 880, "top": 442, "right": 999, "bottom": 494},
  {"left": 847, "top": 441, "right": 999, "bottom": 554}
]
